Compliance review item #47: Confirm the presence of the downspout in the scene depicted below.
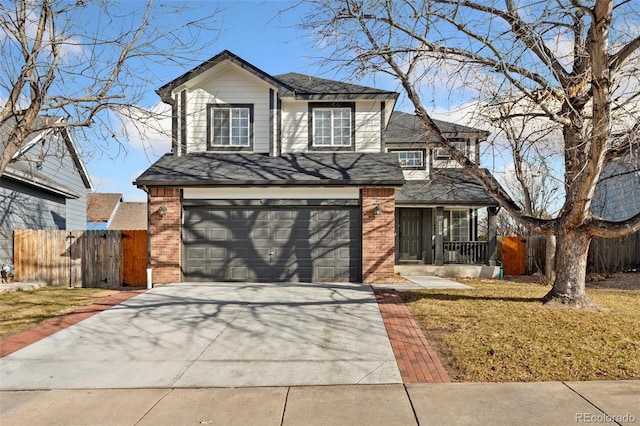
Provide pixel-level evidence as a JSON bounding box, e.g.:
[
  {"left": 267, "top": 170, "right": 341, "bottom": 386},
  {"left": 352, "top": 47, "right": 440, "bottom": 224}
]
[{"left": 140, "top": 184, "right": 153, "bottom": 289}]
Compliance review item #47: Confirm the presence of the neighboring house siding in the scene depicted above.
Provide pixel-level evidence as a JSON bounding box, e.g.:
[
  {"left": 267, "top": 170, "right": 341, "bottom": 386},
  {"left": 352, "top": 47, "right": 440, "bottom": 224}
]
[
  {"left": 185, "top": 67, "right": 272, "bottom": 153},
  {"left": 35, "top": 135, "right": 88, "bottom": 229},
  {"left": 0, "top": 178, "right": 66, "bottom": 263},
  {"left": 593, "top": 152, "right": 640, "bottom": 221},
  {"left": 0, "top": 131, "right": 89, "bottom": 263},
  {"left": 280, "top": 99, "right": 383, "bottom": 153}
]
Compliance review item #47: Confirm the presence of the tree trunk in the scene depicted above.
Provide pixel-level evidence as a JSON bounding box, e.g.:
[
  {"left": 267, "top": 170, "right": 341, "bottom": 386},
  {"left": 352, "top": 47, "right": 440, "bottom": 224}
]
[
  {"left": 543, "top": 229, "right": 594, "bottom": 307},
  {"left": 545, "top": 234, "right": 556, "bottom": 285}
]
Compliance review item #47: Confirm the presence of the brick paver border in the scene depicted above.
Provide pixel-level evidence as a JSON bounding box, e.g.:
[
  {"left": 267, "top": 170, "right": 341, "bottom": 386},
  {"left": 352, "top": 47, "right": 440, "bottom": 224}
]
[
  {"left": 0, "top": 289, "right": 145, "bottom": 358},
  {"left": 374, "top": 288, "right": 451, "bottom": 383}
]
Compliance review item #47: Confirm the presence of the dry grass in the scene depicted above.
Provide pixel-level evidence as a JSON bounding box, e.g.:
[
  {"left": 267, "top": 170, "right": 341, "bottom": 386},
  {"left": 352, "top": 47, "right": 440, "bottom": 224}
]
[
  {"left": 0, "top": 287, "right": 114, "bottom": 340},
  {"left": 402, "top": 279, "right": 640, "bottom": 382}
]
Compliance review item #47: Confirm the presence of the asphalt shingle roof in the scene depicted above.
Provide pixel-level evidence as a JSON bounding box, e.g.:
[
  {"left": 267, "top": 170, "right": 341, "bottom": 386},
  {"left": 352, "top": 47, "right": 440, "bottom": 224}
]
[
  {"left": 134, "top": 152, "right": 405, "bottom": 187},
  {"left": 396, "top": 168, "right": 499, "bottom": 206},
  {"left": 385, "top": 111, "right": 489, "bottom": 145},
  {"left": 108, "top": 202, "right": 147, "bottom": 230},
  {"left": 275, "top": 72, "right": 398, "bottom": 97},
  {"left": 87, "top": 193, "right": 123, "bottom": 223}
]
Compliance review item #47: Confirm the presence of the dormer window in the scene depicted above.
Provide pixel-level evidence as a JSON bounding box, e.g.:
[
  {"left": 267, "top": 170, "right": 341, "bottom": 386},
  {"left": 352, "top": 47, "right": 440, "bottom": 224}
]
[
  {"left": 436, "top": 139, "right": 467, "bottom": 159},
  {"left": 309, "top": 102, "right": 355, "bottom": 151},
  {"left": 394, "top": 150, "right": 425, "bottom": 169},
  {"left": 207, "top": 104, "right": 253, "bottom": 150}
]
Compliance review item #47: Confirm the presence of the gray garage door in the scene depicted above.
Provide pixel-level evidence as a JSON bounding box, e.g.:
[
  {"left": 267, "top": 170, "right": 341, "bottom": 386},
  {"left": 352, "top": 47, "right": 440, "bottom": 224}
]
[{"left": 183, "top": 206, "right": 360, "bottom": 282}]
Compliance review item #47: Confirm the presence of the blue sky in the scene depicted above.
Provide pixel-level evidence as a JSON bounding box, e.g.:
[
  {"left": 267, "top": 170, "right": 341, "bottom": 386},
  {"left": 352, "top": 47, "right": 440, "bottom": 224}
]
[{"left": 84, "top": 1, "right": 485, "bottom": 202}]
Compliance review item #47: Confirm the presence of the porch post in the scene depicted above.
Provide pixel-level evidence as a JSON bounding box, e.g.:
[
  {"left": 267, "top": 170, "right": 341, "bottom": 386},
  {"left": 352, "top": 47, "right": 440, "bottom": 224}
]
[
  {"left": 487, "top": 206, "right": 498, "bottom": 266},
  {"left": 435, "top": 206, "right": 444, "bottom": 266}
]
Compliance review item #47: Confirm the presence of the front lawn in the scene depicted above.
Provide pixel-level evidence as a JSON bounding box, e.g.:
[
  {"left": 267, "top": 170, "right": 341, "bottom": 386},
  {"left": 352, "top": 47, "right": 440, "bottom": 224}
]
[
  {"left": 0, "top": 287, "right": 115, "bottom": 340},
  {"left": 402, "top": 279, "right": 640, "bottom": 382}
]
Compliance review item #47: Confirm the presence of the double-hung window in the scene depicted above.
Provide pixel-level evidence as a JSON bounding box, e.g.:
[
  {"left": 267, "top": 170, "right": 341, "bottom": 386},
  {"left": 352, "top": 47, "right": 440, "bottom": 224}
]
[
  {"left": 208, "top": 104, "right": 253, "bottom": 150},
  {"left": 436, "top": 139, "right": 467, "bottom": 159},
  {"left": 395, "top": 150, "right": 424, "bottom": 169},
  {"left": 309, "top": 103, "right": 354, "bottom": 149}
]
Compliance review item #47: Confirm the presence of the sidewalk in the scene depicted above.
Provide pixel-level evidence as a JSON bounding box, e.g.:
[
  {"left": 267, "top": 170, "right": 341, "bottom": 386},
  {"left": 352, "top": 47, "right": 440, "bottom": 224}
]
[{"left": 1, "top": 381, "right": 638, "bottom": 425}]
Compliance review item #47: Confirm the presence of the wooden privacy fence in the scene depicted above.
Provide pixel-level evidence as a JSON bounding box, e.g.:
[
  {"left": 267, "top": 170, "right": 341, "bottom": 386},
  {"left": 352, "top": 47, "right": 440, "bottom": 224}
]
[
  {"left": 13, "top": 229, "right": 147, "bottom": 288},
  {"left": 502, "top": 233, "right": 640, "bottom": 276}
]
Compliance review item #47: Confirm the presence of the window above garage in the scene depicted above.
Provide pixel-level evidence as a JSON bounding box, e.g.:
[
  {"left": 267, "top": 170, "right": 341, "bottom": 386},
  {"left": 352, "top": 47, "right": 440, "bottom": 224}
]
[
  {"left": 207, "top": 104, "right": 254, "bottom": 151},
  {"left": 308, "top": 102, "right": 355, "bottom": 151}
]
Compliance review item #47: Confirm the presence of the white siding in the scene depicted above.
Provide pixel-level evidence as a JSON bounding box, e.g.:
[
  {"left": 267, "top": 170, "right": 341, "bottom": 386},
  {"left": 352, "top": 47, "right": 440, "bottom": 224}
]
[
  {"left": 180, "top": 67, "right": 272, "bottom": 153},
  {"left": 402, "top": 169, "right": 430, "bottom": 180},
  {"left": 183, "top": 187, "right": 359, "bottom": 200},
  {"left": 281, "top": 100, "right": 308, "bottom": 153},
  {"left": 356, "top": 100, "right": 382, "bottom": 152},
  {"left": 280, "top": 99, "right": 383, "bottom": 153}
]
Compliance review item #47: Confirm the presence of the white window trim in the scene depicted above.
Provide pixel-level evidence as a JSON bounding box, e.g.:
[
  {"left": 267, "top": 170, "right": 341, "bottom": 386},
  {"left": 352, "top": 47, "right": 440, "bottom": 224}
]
[
  {"left": 395, "top": 150, "right": 425, "bottom": 169},
  {"left": 311, "top": 107, "right": 353, "bottom": 147},
  {"left": 436, "top": 140, "right": 467, "bottom": 160}
]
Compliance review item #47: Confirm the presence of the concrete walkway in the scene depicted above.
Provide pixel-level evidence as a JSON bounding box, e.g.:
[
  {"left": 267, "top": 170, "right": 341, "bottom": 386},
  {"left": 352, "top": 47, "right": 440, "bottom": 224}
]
[
  {"left": 0, "top": 282, "right": 401, "bottom": 389},
  {"left": 1, "top": 381, "right": 638, "bottom": 425},
  {"left": 372, "top": 275, "right": 473, "bottom": 290}
]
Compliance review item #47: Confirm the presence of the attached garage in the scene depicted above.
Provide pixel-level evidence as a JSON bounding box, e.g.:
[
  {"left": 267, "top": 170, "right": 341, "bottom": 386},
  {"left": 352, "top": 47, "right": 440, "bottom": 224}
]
[
  {"left": 182, "top": 205, "right": 360, "bottom": 282},
  {"left": 135, "top": 152, "right": 405, "bottom": 284}
]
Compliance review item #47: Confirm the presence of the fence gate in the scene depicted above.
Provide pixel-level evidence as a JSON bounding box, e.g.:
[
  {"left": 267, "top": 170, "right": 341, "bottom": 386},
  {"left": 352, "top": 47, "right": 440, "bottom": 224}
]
[
  {"left": 502, "top": 236, "right": 526, "bottom": 276},
  {"left": 13, "top": 229, "right": 147, "bottom": 288},
  {"left": 122, "top": 230, "right": 147, "bottom": 286}
]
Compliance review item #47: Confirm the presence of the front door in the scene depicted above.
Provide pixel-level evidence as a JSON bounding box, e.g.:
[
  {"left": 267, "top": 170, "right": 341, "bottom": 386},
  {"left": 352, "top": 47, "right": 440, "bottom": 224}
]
[{"left": 398, "top": 209, "right": 422, "bottom": 261}]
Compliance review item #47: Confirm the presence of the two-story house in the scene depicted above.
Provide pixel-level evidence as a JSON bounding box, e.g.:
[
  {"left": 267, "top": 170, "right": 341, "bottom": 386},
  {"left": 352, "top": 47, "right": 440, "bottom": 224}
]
[{"left": 135, "top": 50, "right": 499, "bottom": 284}]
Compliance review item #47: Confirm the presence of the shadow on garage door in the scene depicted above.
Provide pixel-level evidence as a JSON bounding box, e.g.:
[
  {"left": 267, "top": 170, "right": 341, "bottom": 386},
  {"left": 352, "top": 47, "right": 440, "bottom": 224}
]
[{"left": 182, "top": 206, "right": 361, "bottom": 282}]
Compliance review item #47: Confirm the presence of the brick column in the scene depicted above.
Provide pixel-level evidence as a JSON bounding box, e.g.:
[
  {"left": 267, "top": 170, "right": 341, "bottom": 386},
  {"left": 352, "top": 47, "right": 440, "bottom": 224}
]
[
  {"left": 362, "top": 188, "right": 396, "bottom": 283},
  {"left": 149, "top": 188, "right": 181, "bottom": 284}
]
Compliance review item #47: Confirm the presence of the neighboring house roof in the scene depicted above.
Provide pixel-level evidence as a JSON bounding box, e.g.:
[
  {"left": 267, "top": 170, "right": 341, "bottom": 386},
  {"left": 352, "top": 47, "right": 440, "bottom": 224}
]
[
  {"left": 156, "top": 49, "right": 399, "bottom": 103},
  {"left": 87, "top": 193, "right": 123, "bottom": 223},
  {"left": 108, "top": 202, "right": 147, "bottom": 230},
  {"left": 396, "top": 169, "right": 499, "bottom": 206},
  {"left": 135, "top": 152, "right": 405, "bottom": 187},
  {"left": 0, "top": 115, "right": 93, "bottom": 193},
  {"left": 385, "top": 111, "right": 490, "bottom": 144}
]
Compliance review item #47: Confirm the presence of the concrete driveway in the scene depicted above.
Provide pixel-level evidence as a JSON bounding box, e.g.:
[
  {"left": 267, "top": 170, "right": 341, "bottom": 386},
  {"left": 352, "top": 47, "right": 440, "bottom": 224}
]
[{"left": 0, "top": 283, "right": 401, "bottom": 390}]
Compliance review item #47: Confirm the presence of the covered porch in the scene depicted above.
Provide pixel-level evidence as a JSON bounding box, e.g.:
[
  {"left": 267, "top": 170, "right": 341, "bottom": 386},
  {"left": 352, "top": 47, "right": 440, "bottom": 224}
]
[{"left": 395, "top": 169, "right": 499, "bottom": 268}]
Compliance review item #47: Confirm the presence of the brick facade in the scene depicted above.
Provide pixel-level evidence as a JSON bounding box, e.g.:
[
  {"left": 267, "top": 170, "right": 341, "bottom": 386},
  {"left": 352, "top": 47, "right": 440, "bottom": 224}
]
[
  {"left": 149, "top": 188, "right": 181, "bottom": 284},
  {"left": 146, "top": 186, "right": 396, "bottom": 284},
  {"left": 361, "top": 188, "right": 396, "bottom": 283}
]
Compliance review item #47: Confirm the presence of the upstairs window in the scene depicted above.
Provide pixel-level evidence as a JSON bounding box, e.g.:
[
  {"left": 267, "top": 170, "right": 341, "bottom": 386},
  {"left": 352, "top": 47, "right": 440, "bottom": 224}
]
[
  {"left": 309, "top": 103, "right": 355, "bottom": 150},
  {"left": 207, "top": 104, "right": 253, "bottom": 150},
  {"left": 436, "top": 139, "right": 467, "bottom": 160},
  {"left": 395, "top": 150, "right": 424, "bottom": 169}
]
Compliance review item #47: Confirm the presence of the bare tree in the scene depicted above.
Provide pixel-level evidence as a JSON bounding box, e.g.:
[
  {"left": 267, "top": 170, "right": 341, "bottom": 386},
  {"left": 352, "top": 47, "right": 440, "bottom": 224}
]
[
  {"left": 0, "top": 0, "right": 221, "bottom": 174},
  {"left": 294, "top": 0, "right": 640, "bottom": 307}
]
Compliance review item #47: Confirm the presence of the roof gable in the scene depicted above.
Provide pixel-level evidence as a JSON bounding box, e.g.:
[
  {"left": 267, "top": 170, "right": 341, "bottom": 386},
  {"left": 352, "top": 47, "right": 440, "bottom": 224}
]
[
  {"left": 157, "top": 50, "right": 399, "bottom": 102},
  {"left": 1, "top": 116, "right": 93, "bottom": 192},
  {"left": 156, "top": 50, "right": 295, "bottom": 100}
]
